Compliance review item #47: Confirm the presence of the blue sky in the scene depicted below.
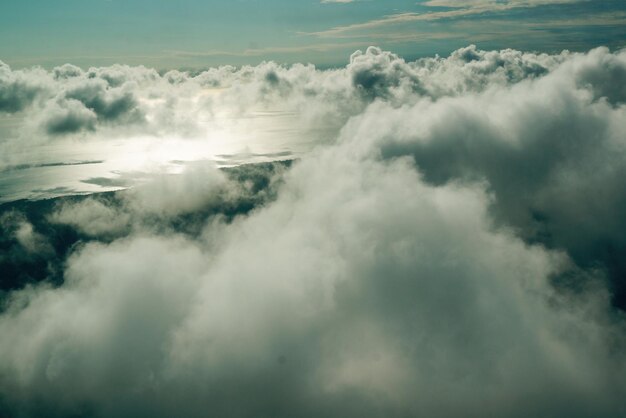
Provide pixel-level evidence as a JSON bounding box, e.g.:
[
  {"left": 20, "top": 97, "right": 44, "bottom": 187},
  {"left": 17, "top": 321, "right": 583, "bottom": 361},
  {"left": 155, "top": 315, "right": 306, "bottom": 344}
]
[{"left": 0, "top": 0, "right": 625, "bottom": 69}]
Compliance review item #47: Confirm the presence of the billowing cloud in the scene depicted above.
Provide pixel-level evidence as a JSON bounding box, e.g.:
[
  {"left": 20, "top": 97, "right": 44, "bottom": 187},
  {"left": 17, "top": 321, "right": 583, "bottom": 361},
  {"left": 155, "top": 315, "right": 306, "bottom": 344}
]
[
  {"left": 1, "top": 44, "right": 626, "bottom": 417},
  {"left": 0, "top": 44, "right": 565, "bottom": 147},
  {"left": 3, "top": 152, "right": 625, "bottom": 417},
  {"left": 42, "top": 98, "right": 98, "bottom": 135},
  {"left": 0, "top": 60, "right": 49, "bottom": 113},
  {"left": 344, "top": 45, "right": 626, "bottom": 306}
]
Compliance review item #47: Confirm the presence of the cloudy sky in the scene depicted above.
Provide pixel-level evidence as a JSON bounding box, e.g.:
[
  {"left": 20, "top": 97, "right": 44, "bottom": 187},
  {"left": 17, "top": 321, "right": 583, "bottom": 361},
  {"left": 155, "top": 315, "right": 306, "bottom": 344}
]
[
  {"left": 1, "top": 2, "right": 626, "bottom": 418},
  {"left": 0, "top": 0, "right": 625, "bottom": 68}
]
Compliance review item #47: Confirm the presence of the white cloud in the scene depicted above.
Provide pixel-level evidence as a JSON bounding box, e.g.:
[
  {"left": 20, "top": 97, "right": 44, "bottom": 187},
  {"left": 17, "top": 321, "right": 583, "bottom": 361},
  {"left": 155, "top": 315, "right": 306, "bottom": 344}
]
[
  {"left": 423, "top": 0, "right": 582, "bottom": 7},
  {"left": 309, "top": 0, "right": 588, "bottom": 38},
  {"left": 1, "top": 44, "right": 626, "bottom": 416}
]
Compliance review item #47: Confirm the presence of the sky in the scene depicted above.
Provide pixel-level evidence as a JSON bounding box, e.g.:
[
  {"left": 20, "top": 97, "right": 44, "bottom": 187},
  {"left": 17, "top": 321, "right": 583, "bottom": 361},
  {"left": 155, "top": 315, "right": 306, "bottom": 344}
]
[
  {"left": 0, "top": 0, "right": 625, "bottom": 68},
  {"left": 3, "top": 2, "right": 626, "bottom": 417}
]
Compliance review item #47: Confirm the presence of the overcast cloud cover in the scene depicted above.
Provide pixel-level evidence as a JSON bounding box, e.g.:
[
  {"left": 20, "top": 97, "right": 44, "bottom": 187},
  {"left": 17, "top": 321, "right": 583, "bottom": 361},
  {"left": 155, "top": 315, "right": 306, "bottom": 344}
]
[{"left": 1, "top": 44, "right": 626, "bottom": 417}]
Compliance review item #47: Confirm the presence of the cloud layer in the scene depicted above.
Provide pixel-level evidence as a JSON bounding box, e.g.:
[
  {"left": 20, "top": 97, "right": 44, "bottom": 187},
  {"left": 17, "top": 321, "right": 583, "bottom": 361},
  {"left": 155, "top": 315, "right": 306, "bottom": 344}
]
[
  {"left": 0, "top": 45, "right": 567, "bottom": 152},
  {"left": 1, "top": 45, "right": 626, "bottom": 417}
]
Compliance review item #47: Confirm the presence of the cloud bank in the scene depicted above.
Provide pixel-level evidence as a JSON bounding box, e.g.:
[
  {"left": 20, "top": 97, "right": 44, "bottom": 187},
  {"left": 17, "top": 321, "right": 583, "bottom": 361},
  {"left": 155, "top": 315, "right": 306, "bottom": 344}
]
[
  {"left": 1, "top": 45, "right": 626, "bottom": 417},
  {"left": 0, "top": 45, "right": 566, "bottom": 153}
]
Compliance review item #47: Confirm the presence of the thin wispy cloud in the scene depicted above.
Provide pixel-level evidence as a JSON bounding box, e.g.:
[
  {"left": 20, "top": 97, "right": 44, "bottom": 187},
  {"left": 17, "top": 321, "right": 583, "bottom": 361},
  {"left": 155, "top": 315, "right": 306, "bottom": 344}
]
[
  {"left": 169, "top": 42, "right": 371, "bottom": 58},
  {"left": 422, "top": 0, "right": 583, "bottom": 7},
  {"left": 308, "top": 0, "right": 597, "bottom": 38}
]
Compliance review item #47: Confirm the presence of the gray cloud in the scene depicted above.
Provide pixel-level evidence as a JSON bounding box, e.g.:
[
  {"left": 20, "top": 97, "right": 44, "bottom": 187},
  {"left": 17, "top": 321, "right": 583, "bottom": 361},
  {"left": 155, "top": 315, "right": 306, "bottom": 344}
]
[
  {"left": 346, "top": 46, "right": 626, "bottom": 306},
  {"left": 0, "top": 61, "right": 48, "bottom": 113},
  {"left": 42, "top": 98, "right": 98, "bottom": 135},
  {"left": 52, "top": 64, "right": 84, "bottom": 81},
  {"left": 63, "top": 82, "right": 142, "bottom": 123},
  {"left": 0, "top": 63, "right": 150, "bottom": 139}
]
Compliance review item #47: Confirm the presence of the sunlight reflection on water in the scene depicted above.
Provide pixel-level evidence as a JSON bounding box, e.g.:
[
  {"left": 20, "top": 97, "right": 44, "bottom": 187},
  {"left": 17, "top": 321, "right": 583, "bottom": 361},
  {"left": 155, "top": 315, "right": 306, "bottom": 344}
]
[{"left": 0, "top": 110, "right": 329, "bottom": 203}]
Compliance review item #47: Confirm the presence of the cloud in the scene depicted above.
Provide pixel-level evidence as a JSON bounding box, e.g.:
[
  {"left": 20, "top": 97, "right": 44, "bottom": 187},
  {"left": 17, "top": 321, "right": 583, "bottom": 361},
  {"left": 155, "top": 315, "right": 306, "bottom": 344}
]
[
  {"left": 0, "top": 63, "right": 151, "bottom": 142},
  {"left": 1, "top": 45, "right": 626, "bottom": 416},
  {"left": 0, "top": 211, "right": 57, "bottom": 293},
  {"left": 41, "top": 98, "right": 98, "bottom": 135},
  {"left": 422, "top": 0, "right": 582, "bottom": 7},
  {"left": 3, "top": 150, "right": 625, "bottom": 417},
  {"left": 170, "top": 41, "right": 369, "bottom": 59},
  {"left": 0, "top": 212, "right": 53, "bottom": 256},
  {"left": 342, "top": 46, "right": 626, "bottom": 305},
  {"left": 0, "top": 61, "right": 50, "bottom": 113},
  {"left": 47, "top": 161, "right": 288, "bottom": 238},
  {"left": 48, "top": 197, "right": 131, "bottom": 237},
  {"left": 0, "top": 43, "right": 569, "bottom": 160},
  {"left": 308, "top": 0, "right": 589, "bottom": 38},
  {"left": 52, "top": 64, "right": 84, "bottom": 80}
]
